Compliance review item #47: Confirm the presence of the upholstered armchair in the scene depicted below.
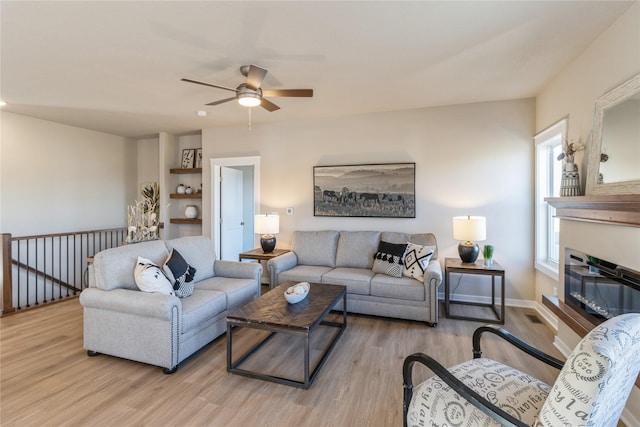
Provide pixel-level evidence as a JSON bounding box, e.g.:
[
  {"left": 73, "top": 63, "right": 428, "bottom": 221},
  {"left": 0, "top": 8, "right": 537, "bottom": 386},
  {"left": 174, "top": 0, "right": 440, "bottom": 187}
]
[{"left": 403, "top": 313, "right": 640, "bottom": 427}]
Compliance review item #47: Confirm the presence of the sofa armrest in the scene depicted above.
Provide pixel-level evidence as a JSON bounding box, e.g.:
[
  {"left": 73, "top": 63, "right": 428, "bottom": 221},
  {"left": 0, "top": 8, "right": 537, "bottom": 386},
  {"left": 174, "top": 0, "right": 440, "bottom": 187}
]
[
  {"left": 424, "top": 259, "right": 443, "bottom": 288},
  {"left": 266, "top": 251, "right": 298, "bottom": 287},
  {"left": 79, "top": 288, "right": 181, "bottom": 320},
  {"left": 214, "top": 259, "right": 262, "bottom": 282}
]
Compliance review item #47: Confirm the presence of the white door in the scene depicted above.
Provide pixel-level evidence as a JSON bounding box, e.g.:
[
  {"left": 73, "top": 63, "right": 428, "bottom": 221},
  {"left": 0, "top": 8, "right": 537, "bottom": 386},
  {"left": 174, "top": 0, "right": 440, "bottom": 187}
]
[{"left": 220, "top": 167, "right": 244, "bottom": 261}]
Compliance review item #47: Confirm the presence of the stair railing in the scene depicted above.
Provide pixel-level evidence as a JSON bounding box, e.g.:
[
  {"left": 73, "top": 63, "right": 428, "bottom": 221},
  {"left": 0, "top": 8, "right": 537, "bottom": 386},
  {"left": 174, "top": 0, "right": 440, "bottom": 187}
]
[{"left": 1, "top": 228, "right": 126, "bottom": 316}]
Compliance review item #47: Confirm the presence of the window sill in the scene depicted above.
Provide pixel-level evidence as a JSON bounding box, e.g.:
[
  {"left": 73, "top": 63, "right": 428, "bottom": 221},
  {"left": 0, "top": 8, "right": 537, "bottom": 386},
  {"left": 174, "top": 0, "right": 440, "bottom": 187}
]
[{"left": 535, "top": 260, "right": 559, "bottom": 281}]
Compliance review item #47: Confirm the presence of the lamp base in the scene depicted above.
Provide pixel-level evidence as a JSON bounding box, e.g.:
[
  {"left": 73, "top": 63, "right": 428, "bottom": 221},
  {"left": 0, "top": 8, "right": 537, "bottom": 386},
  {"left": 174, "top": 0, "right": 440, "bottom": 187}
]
[
  {"left": 458, "top": 241, "right": 479, "bottom": 264},
  {"left": 260, "top": 235, "right": 276, "bottom": 253}
]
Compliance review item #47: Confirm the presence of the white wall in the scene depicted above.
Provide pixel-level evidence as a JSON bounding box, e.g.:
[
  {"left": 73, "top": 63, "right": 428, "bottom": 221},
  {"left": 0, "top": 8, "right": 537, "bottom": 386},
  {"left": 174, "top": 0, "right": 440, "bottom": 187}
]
[
  {"left": 0, "top": 111, "right": 137, "bottom": 236},
  {"left": 137, "top": 137, "right": 159, "bottom": 193},
  {"left": 202, "top": 98, "right": 536, "bottom": 302}
]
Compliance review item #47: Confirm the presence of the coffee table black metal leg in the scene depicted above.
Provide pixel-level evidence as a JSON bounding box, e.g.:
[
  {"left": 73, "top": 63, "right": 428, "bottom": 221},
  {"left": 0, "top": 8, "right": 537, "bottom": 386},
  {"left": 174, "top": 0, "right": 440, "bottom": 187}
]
[
  {"left": 304, "top": 334, "right": 310, "bottom": 388},
  {"left": 226, "top": 323, "right": 232, "bottom": 372}
]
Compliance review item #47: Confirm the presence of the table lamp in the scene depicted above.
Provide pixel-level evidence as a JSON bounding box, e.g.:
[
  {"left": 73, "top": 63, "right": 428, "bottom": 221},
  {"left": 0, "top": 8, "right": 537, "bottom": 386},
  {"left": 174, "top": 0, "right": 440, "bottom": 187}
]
[
  {"left": 254, "top": 214, "right": 279, "bottom": 253},
  {"left": 453, "top": 215, "right": 486, "bottom": 264}
]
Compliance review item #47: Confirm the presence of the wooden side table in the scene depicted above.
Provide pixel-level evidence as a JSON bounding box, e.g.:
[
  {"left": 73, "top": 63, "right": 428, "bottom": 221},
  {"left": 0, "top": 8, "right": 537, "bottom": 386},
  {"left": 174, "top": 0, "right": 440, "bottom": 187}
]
[
  {"left": 238, "top": 248, "right": 290, "bottom": 262},
  {"left": 444, "top": 257, "right": 505, "bottom": 324},
  {"left": 238, "top": 248, "right": 290, "bottom": 287}
]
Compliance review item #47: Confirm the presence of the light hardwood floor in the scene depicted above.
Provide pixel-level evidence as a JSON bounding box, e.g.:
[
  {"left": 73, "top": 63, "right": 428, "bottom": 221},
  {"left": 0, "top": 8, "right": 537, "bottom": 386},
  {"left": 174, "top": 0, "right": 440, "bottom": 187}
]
[{"left": 1, "top": 298, "right": 565, "bottom": 426}]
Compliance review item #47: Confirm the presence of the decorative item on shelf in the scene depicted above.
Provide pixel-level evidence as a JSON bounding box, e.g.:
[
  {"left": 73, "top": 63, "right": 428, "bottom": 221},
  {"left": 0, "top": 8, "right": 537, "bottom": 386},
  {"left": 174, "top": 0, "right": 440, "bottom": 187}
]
[
  {"left": 185, "top": 186, "right": 193, "bottom": 195},
  {"left": 453, "top": 215, "right": 486, "bottom": 264},
  {"left": 557, "top": 137, "right": 584, "bottom": 197},
  {"left": 254, "top": 213, "right": 279, "bottom": 253},
  {"left": 482, "top": 245, "right": 494, "bottom": 267},
  {"left": 560, "top": 167, "right": 582, "bottom": 196},
  {"left": 176, "top": 184, "right": 186, "bottom": 194},
  {"left": 284, "top": 282, "right": 310, "bottom": 304},
  {"left": 184, "top": 205, "right": 198, "bottom": 219},
  {"left": 181, "top": 148, "right": 196, "bottom": 168}
]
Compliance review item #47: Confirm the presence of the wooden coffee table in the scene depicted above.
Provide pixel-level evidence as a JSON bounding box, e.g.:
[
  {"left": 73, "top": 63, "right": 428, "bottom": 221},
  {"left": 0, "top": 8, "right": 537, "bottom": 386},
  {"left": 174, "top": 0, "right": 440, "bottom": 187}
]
[{"left": 226, "top": 282, "right": 347, "bottom": 389}]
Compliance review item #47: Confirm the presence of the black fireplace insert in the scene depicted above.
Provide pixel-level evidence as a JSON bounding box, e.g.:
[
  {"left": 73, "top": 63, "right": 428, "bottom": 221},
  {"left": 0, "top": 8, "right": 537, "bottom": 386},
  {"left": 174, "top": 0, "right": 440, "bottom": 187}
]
[{"left": 564, "top": 248, "right": 640, "bottom": 325}]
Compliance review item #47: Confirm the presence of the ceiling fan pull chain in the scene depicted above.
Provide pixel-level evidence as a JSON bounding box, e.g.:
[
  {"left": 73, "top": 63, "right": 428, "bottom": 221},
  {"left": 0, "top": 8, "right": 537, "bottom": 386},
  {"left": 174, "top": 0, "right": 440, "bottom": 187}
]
[{"left": 248, "top": 107, "right": 252, "bottom": 131}]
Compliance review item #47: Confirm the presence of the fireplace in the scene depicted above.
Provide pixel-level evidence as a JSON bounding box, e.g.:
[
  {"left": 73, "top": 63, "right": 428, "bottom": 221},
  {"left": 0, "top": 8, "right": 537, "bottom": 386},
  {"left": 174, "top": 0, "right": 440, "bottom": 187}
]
[{"left": 564, "top": 248, "right": 640, "bottom": 325}]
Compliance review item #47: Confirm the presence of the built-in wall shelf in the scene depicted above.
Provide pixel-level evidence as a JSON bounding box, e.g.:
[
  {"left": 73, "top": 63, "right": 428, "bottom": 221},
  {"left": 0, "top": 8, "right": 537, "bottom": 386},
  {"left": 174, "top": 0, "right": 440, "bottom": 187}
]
[
  {"left": 543, "top": 294, "right": 640, "bottom": 387},
  {"left": 170, "top": 193, "right": 202, "bottom": 199},
  {"left": 170, "top": 218, "right": 202, "bottom": 225},
  {"left": 545, "top": 195, "right": 640, "bottom": 227},
  {"left": 170, "top": 167, "right": 202, "bottom": 174}
]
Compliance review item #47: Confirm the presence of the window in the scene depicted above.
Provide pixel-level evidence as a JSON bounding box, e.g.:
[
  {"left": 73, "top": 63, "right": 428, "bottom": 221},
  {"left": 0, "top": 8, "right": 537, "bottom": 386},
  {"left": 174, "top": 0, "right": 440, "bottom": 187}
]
[{"left": 534, "top": 118, "right": 567, "bottom": 279}]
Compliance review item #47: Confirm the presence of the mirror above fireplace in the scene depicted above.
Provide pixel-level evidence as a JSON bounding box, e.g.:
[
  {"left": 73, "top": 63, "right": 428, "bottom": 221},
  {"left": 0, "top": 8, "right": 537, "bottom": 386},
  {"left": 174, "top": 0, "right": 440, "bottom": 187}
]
[{"left": 586, "top": 73, "right": 640, "bottom": 196}]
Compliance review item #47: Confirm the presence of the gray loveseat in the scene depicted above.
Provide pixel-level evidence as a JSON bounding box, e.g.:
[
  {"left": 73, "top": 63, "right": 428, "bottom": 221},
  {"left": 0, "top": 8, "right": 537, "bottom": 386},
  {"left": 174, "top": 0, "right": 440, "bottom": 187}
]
[
  {"left": 267, "top": 231, "right": 442, "bottom": 326},
  {"left": 79, "top": 236, "right": 261, "bottom": 373}
]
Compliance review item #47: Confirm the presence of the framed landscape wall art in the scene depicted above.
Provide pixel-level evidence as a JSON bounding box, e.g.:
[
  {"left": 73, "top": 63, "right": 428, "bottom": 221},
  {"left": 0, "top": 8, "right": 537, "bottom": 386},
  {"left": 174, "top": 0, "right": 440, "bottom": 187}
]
[{"left": 313, "top": 163, "right": 416, "bottom": 218}]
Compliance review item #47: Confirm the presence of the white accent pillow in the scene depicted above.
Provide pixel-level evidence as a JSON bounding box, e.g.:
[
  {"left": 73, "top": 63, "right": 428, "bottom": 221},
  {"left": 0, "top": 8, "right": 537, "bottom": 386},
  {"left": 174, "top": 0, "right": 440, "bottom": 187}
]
[
  {"left": 134, "top": 256, "right": 175, "bottom": 296},
  {"left": 403, "top": 243, "right": 435, "bottom": 281}
]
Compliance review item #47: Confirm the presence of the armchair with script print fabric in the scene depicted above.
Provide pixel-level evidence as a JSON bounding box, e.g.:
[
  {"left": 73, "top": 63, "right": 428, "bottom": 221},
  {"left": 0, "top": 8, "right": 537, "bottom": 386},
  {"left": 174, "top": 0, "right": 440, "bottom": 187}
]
[{"left": 403, "top": 313, "right": 640, "bottom": 427}]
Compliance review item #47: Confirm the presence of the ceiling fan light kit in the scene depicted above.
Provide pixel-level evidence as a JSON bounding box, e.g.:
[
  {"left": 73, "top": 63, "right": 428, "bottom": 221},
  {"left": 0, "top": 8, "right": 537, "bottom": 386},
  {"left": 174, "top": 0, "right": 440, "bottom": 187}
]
[
  {"left": 182, "top": 64, "right": 313, "bottom": 113},
  {"left": 236, "top": 85, "right": 262, "bottom": 107}
]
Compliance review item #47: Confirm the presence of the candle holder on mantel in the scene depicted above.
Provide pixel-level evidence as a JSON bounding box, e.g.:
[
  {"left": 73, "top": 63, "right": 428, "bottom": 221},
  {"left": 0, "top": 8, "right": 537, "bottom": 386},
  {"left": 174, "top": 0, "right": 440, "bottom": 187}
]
[{"left": 560, "top": 163, "right": 582, "bottom": 196}]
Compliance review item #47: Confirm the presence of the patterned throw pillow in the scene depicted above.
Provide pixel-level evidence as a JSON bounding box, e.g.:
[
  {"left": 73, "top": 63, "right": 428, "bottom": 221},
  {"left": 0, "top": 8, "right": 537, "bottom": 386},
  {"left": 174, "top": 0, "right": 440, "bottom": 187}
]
[
  {"left": 372, "top": 241, "right": 408, "bottom": 278},
  {"left": 134, "top": 256, "right": 175, "bottom": 296},
  {"left": 403, "top": 243, "right": 435, "bottom": 282},
  {"left": 163, "top": 249, "right": 197, "bottom": 298}
]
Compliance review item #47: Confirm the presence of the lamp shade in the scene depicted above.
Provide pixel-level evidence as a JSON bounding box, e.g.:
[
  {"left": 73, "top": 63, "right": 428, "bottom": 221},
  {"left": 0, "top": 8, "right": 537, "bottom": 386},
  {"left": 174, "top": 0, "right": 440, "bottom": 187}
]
[
  {"left": 254, "top": 214, "right": 279, "bottom": 235},
  {"left": 453, "top": 216, "right": 486, "bottom": 242}
]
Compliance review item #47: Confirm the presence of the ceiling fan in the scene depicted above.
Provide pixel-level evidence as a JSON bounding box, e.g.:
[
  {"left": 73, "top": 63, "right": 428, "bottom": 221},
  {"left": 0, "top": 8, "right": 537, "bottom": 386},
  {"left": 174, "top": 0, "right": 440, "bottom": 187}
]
[{"left": 181, "top": 64, "right": 313, "bottom": 112}]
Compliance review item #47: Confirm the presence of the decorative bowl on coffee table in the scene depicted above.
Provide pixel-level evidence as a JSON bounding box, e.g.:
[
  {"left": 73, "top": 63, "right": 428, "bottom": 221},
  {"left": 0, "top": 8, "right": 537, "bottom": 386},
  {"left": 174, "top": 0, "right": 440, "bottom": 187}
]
[{"left": 284, "top": 282, "right": 310, "bottom": 304}]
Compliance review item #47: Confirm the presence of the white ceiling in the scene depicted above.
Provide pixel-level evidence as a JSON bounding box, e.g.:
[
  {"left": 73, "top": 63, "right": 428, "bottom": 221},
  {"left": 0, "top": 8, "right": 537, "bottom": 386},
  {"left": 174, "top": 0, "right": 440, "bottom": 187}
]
[{"left": 1, "top": 1, "right": 634, "bottom": 139}]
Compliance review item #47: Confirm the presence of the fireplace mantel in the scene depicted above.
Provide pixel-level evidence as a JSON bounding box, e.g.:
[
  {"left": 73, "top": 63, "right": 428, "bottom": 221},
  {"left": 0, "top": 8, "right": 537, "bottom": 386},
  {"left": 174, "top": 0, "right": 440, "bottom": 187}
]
[{"left": 545, "top": 195, "right": 640, "bottom": 227}]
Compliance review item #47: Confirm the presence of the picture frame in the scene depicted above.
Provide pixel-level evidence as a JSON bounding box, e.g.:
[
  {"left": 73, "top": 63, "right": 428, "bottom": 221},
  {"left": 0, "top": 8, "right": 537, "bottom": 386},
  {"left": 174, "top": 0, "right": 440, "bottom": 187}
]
[
  {"left": 181, "top": 149, "right": 195, "bottom": 168},
  {"left": 195, "top": 148, "right": 203, "bottom": 168},
  {"left": 313, "top": 163, "right": 416, "bottom": 218}
]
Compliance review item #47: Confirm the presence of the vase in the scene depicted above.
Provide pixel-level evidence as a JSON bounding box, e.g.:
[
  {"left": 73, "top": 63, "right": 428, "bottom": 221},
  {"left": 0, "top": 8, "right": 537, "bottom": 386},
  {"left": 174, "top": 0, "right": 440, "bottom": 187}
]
[
  {"left": 483, "top": 258, "right": 493, "bottom": 267},
  {"left": 560, "top": 164, "right": 581, "bottom": 197},
  {"left": 177, "top": 184, "right": 186, "bottom": 194},
  {"left": 184, "top": 205, "right": 198, "bottom": 219}
]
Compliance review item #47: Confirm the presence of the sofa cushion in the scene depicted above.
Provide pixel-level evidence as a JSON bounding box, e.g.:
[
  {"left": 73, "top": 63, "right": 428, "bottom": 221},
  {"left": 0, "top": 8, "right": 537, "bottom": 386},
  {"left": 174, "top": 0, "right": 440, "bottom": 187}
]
[
  {"left": 380, "top": 232, "right": 410, "bottom": 245},
  {"left": 371, "top": 274, "right": 424, "bottom": 301},
  {"left": 322, "top": 267, "right": 373, "bottom": 295},
  {"left": 372, "top": 241, "right": 407, "bottom": 278},
  {"left": 134, "top": 256, "right": 176, "bottom": 296},
  {"left": 409, "top": 233, "right": 439, "bottom": 259},
  {"left": 335, "top": 231, "right": 380, "bottom": 269},
  {"left": 380, "top": 232, "right": 439, "bottom": 260},
  {"left": 180, "top": 289, "right": 227, "bottom": 334},
  {"left": 403, "top": 243, "right": 436, "bottom": 282},
  {"left": 279, "top": 265, "right": 334, "bottom": 284},
  {"left": 291, "top": 230, "right": 339, "bottom": 267},
  {"left": 163, "top": 249, "right": 197, "bottom": 298},
  {"left": 165, "top": 236, "right": 215, "bottom": 282},
  {"left": 196, "top": 276, "right": 258, "bottom": 310},
  {"left": 94, "top": 240, "right": 169, "bottom": 291}
]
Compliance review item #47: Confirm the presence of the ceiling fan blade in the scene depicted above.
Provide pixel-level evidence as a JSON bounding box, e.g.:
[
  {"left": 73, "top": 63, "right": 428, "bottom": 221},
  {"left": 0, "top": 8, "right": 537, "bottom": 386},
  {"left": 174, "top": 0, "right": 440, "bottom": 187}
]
[
  {"left": 262, "top": 89, "right": 313, "bottom": 98},
  {"left": 260, "top": 98, "right": 280, "bottom": 112},
  {"left": 245, "top": 64, "right": 267, "bottom": 90},
  {"left": 206, "top": 96, "right": 236, "bottom": 106},
  {"left": 181, "top": 78, "right": 237, "bottom": 93}
]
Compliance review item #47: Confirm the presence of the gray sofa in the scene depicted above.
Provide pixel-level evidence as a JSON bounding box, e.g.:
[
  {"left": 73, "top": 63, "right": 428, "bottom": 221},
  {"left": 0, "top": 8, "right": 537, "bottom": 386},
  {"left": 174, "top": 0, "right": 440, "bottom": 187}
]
[
  {"left": 267, "top": 231, "right": 442, "bottom": 326},
  {"left": 79, "top": 236, "right": 261, "bottom": 373}
]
